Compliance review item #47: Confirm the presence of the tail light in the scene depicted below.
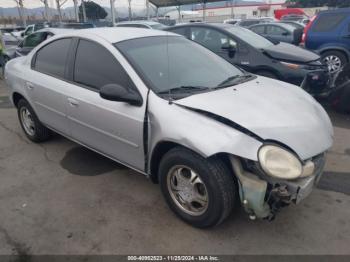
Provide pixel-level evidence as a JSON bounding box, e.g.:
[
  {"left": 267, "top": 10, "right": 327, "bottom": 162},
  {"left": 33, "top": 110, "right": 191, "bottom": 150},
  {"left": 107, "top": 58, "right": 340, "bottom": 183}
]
[{"left": 301, "top": 15, "right": 317, "bottom": 44}]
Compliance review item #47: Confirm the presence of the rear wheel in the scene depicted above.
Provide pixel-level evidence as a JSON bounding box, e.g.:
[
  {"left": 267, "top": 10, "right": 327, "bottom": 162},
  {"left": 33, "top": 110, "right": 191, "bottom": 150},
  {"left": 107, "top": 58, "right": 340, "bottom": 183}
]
[
  {"left": 322, "top": 50, "right": 347, "bottom": 73},
  {"left": 159, "top": 147, "right": 237, "bottom": 228},
  {"left": 17, "top": 99, "right": 51, "bottom": 142}
]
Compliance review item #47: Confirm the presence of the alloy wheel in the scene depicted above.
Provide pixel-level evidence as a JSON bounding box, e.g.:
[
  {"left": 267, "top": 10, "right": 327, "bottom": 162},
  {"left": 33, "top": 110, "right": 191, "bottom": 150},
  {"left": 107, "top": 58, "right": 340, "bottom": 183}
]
[
  {"left": 324, "top": 55, "right": 342, "bottom": 73},
  {"left": 20, "top": 107, "right": 35, "bottom": 136},
  {"left": 167, "top": 165, "right": 209, "bottom": 216}
]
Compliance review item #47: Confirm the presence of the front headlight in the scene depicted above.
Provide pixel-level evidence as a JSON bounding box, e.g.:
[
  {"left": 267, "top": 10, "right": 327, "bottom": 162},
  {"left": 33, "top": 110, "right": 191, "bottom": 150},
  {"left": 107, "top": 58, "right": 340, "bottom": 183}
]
[
  {"left": 280, "top": 61, "right": 301, "bottom": 70},
  {"left": 258, "top": 145, "right": 303, "bottom": 180}
]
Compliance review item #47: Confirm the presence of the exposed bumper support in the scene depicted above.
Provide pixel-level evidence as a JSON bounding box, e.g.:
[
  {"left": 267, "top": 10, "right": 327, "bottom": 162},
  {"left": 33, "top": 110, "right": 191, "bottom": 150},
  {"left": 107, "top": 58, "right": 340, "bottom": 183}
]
[{"left": 229, "top": 155, "right": 325, "bottom": 220}]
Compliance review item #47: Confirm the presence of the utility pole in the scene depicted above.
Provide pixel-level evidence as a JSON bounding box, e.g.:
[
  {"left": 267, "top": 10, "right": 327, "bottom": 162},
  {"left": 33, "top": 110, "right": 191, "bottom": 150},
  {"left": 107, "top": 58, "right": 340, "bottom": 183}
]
[
  {"left": 110, "top": 0, "right": 116, "bottom": 26},
  {"left": 73, "top": 0, "right": 79, "bottom": 22},
  {"left": 81, "top": 0, "right": 87, "bottom": 22},
  {"left": 230, "top": 0, "right": 234, "bottom": 18},
  {"left": 128, "top": 0, "right": 132, "bottom": 21}
]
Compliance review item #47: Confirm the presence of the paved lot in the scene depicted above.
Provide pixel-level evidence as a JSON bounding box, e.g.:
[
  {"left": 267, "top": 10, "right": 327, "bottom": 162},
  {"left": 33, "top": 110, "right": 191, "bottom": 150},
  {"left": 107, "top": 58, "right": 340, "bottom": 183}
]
[{"left": 0, "top": 79, "right": 350, "bottom": 256}]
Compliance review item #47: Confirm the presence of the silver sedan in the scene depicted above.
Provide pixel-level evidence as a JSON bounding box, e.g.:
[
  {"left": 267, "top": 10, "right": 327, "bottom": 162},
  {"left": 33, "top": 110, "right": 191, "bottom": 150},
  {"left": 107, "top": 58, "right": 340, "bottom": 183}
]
[{"left": 4, "top": 28, "right": 333, "bottom": 227}]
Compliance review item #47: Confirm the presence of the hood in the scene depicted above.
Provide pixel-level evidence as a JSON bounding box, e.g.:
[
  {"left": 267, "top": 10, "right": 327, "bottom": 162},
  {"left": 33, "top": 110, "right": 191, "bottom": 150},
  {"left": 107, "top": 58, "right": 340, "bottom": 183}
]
[
  {"left": 176, "top": 76, "right": 333, "bottom": 160},
  {"left": 263, "top": 42, "right": 320, "bottom": 63}
]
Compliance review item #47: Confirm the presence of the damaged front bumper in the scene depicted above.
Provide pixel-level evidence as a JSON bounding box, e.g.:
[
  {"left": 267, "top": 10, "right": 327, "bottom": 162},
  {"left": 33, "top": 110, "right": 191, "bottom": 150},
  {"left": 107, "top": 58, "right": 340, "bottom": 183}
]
[{"left": 229, "top": 154, "right": 326, "bottom": 220}]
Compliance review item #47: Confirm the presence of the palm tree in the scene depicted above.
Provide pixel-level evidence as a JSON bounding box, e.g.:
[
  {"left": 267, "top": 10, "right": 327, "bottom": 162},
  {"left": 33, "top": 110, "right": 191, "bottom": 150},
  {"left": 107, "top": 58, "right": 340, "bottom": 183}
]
[
  {"left": 13, "top": 0, "right": 27, "bottom": 27},
  {"left": 56, "top": 0, "right": 68, "bottom": 22}
]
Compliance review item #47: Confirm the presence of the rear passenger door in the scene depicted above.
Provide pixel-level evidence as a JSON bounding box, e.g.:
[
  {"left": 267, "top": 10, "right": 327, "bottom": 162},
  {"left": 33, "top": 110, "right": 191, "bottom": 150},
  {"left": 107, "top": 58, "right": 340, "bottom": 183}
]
[
  {"left": 65, "top": 39, "right": 146, "bottom": 171},
  {"left": 30, "top": 38, "right": 73, "bottom": 135}
]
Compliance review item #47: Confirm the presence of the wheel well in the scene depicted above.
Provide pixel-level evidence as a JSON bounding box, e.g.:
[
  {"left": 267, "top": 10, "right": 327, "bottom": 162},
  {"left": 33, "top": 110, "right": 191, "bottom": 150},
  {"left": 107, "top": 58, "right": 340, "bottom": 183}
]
[
  {"left": 321, "top": 49, "right": 349, "bottom": 62},
  {"left": 149, "top": 141, "right": 237, "bottom": 184},
  {"left": 12, "top": 92, "right": 25, "bottom": 108},
  {"left": 149, "top": 141, "right": 180, "bottom": 183}
]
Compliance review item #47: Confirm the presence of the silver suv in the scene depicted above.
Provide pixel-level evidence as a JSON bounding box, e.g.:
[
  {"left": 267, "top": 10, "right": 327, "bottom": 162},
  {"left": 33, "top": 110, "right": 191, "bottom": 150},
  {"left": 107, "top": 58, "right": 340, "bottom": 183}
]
[{"left": 4, "top": 28, "right": 333, "bottom": 227}]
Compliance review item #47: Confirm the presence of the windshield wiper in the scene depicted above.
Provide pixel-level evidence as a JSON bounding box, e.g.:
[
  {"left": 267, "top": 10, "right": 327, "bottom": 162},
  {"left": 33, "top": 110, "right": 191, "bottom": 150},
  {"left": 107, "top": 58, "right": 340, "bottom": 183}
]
[
  {"left": 216, "top": 74, "right": 254, "bottom": 88},
  {"left": 157, "top": 86, "right": 210, "bottom": 94}
]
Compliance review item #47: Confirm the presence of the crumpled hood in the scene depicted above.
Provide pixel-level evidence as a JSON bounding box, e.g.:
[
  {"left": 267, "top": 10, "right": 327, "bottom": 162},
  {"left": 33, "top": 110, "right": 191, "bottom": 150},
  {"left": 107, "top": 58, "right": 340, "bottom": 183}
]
[
  {"left": 263, "top": 42, "right": 320, "bottom": 63},
  {"left": 176, "top": 76, "right": 333, "bottom": 160}
]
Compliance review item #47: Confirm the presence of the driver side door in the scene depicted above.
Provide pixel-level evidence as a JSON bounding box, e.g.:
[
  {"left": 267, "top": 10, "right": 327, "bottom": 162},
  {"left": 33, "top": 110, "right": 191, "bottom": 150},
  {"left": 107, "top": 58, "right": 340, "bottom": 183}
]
[
  {"left": 189, "top": 27, "right": 243, "bottom": 66},
  {"left": 65, "top": 39, "right": 146, "bottom": 171}
]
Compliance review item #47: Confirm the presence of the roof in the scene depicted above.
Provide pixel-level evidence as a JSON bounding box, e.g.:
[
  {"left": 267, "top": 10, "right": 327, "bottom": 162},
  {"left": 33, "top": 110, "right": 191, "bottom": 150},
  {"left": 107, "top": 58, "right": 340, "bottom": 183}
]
[
  {"left": 36, "top": 28, "right": 73, "bottom": 35},
  {"left": 57, "top": 27, "right": 176, "bottom": 43},
  {"left": 116, "top": 20, "right": 161, "bottom": 26},
  {"left": 149, "top": 0, "right": 224, "bottom": 8}
]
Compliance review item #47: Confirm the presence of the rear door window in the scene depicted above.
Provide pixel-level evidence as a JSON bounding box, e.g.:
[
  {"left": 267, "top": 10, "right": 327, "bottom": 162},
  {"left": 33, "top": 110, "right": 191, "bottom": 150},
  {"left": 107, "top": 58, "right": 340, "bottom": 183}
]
[
  {"left": 250, "top": 25, "right": 265, "bottom": 34},
  {"left": 190, "top": 27, "right": 232, "bottom": 52},
  {"left": 33, "top": 38, "right": 72, "bottom": 78},
  {"left": 73, "top": 39, "right": 133, "bottom": 91},
  {"left": 312, "top": 13, "right": 348, "bottom": 32},
  {"left": 266, "top": 25, "right": 287, "bottom": 36}
]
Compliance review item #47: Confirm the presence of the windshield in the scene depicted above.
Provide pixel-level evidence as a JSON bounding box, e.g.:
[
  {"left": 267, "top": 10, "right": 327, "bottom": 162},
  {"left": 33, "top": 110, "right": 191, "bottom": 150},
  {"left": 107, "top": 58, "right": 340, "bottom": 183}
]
[
  {"left": 115, "top": 36, "right": 246, "bottom": 96},
  {"left": 225, "top": 26, "right": 274, "bottom": 49}
]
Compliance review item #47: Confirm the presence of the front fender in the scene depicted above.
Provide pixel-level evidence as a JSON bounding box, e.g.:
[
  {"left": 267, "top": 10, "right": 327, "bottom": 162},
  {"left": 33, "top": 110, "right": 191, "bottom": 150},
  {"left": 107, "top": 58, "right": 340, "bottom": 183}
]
[{"left": 148, "top": 92, "right": 263, "bottom": 166}]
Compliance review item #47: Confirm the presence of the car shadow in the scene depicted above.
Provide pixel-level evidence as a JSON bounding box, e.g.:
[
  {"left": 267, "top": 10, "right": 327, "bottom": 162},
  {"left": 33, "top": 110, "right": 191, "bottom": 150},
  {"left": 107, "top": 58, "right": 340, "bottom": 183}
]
[{"left": 60, "top": 146, "right": 126, "bottom": 176}]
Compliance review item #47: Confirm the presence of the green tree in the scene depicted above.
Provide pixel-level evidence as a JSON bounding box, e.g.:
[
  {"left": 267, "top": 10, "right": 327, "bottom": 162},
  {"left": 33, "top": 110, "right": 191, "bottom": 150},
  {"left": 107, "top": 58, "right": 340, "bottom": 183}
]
[{"left": 79, "top": 1, "right": 107, "bottom": 21}]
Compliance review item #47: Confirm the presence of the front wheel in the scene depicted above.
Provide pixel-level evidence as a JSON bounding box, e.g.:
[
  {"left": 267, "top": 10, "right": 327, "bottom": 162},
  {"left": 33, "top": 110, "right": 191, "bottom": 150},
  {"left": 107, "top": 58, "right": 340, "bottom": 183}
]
[
  {"left": 159, "top": 147, "right": 237, "bottom": 228},
  {"left": 322, "top": 51, "right": 347, "bottom": 73}
]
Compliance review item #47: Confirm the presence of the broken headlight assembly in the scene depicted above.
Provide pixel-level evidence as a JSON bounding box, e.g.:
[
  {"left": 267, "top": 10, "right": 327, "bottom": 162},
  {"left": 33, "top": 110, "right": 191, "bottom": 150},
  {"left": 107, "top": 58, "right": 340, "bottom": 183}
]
[{"left": 258, "top": 145, "right": 315, "bottom": 180}]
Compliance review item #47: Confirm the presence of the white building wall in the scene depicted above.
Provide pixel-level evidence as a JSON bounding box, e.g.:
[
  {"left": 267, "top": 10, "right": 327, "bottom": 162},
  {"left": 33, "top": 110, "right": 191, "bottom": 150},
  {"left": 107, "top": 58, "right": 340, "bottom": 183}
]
[{"left": 166, "top": 3, "right": 287, "bottom": 23}]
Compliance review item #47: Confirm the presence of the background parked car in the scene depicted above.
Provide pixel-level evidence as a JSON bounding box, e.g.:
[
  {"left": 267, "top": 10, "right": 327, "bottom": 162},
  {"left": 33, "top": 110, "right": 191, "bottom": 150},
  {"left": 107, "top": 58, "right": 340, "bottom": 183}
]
[
  {"left": 116, "top": 21, "right": 167, "bottom": 30},
  {"left": 21, "top": 22, "right": 50, "bottom": 37},
  {"left": 277, "top": 21, "right": 305, "bottom": 30},
  {"left": 5, "top": 28, "right": 72, "bottom": 60},
  {"left": 235, "top": 18, "right": 271, "bottom": 28},
  {"left": 305, "top": 8, "right": 350, "bottom": 73},
  {"left": 249, "top": 22, "right": 303, "bottom": 45},
  {"left": 223, "top": 18, "right": 241, "bottom": 25},
  {"left": 166, "top": 23, "right": 329, "bottom": 96},
  {"left": 52, "top": 22, "right": 95, "bottom": 29}
]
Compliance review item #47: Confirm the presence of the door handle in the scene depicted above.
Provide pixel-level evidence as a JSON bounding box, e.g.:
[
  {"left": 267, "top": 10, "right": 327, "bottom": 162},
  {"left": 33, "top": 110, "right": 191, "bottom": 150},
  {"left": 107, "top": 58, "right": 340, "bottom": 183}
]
[
  {"left": 68, "top": 98, "right": 79, "bottom": 107},
  {"left": 25, "top": 82, "right": 35, "bottom": 90}
]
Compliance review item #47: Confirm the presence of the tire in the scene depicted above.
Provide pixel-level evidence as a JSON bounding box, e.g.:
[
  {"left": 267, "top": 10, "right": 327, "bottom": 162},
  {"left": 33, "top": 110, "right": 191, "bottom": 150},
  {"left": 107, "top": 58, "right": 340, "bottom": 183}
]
[
  {"left": 322, "top": 50, "right": 348, "bottom": 73},
  {"left": 17, "top": 99, "right": 51, "bottom": 142},
  {"left": 256, "top": 70, "right": 278, "bottom": 80},
  {"left": 159, "top": 147, "right": 237, "bottom": 228}
]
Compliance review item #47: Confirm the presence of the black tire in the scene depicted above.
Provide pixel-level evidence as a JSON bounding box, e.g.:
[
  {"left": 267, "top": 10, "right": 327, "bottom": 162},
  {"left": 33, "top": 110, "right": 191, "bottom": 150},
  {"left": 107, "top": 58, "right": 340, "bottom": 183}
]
[
  {"left": 17, "top": 99, "right": 51, "bottom": 142},
  {"left": 159, "top": 147, "right": 237, "bottom": 228},
  {"left": 322, "top": 50, "right": 348, "bottom": 73},
  {"left": 256, "top": 70, "right": 278, "bottom": 80},
  {"left": 334, "top": 84, "right": 350, "bottom": 113}
]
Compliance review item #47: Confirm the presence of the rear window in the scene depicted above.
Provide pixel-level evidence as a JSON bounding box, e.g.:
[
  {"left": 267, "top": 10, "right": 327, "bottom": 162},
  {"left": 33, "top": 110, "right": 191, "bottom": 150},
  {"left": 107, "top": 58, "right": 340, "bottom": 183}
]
[
  {"left": 34, "top": 38, "right": 71, "bottom": 78},
  {"left": 312, "top": 13, "right": 348, "bottom": 32}
]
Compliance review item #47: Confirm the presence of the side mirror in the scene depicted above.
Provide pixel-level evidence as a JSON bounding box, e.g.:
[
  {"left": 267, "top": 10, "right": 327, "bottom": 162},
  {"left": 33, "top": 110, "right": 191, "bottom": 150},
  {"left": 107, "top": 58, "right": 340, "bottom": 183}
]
[
  {"left": 21, "top": 32, "right": 24, "bottom": 37},
  {"left": 100, "top": 84, "right": 142, "bottom": 106},
  {"left": 282, "top": 31, "right": 290, "bottom": 36}
]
